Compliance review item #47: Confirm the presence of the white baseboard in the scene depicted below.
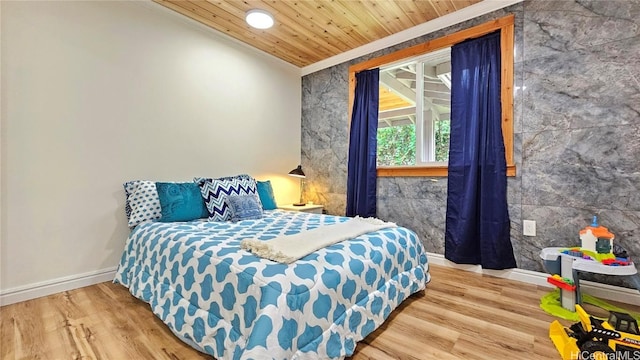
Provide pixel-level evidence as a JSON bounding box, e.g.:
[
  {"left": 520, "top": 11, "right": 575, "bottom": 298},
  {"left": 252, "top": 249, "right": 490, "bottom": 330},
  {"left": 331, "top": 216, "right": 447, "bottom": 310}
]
[
  {"left": 427, "top": 253, "right": 640, "bottom": 307},
  {"left": 0, "top": 267, "right": 117, "bottom": 306}
]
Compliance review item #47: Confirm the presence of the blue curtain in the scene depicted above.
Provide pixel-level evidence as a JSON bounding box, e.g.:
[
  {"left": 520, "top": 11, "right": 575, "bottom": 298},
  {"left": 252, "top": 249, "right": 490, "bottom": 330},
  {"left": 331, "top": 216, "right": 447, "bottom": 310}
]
[
  {"left": 444, "top": 31, "right": 516, "bottom": 270},
  {"left": 346, "top": 68, "right": 379, "bottom": 217}
]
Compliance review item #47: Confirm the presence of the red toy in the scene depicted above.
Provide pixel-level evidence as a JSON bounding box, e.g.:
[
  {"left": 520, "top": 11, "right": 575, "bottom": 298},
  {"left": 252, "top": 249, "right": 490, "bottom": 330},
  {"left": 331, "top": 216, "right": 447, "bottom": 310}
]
[
  {"left": 547, "top": 275, "right": 576, "bottom": 291},
  {"left": 601, "top": 258, "right": 631, "bottom": 266}
]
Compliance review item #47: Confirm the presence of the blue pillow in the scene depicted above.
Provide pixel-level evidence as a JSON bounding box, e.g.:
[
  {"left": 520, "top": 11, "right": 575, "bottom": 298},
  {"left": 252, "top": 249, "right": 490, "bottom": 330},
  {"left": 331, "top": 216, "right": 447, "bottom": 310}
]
[
  {"left": 256, "top": 180, "right": 277, "bottom": 210},
  {"left": 226, "top": 194, "right": 263, "bottom": 222},
  {"left": 156, "top": 182, "right": 208, "bottom": 222}
]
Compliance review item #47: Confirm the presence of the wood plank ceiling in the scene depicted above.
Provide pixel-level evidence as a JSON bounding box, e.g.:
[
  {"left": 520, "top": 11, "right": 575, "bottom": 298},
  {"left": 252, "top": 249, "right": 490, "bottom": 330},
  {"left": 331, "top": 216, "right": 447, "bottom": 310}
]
[{"left": 153, "top": 0, "right": 482, "bottom": 68}]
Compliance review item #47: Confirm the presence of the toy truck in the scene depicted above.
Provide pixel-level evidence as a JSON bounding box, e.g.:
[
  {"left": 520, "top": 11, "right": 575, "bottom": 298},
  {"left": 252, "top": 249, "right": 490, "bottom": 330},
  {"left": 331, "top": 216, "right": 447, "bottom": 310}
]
[{"left": 550, "top": 304, "right": 640, "bottom": 359}]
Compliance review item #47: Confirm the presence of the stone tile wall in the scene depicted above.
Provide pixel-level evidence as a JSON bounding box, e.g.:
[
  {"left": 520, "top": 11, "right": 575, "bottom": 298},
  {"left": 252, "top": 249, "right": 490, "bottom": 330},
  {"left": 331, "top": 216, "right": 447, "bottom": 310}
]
[{"left": 301, "top": 0, "right": 640, "bottom": 287}]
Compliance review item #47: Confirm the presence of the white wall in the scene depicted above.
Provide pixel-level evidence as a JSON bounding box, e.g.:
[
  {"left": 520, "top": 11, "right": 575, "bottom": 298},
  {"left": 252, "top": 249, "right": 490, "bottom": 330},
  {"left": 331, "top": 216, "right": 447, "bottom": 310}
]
[{"left": 0, "top": 1, "right": 302, "bottom": 296}]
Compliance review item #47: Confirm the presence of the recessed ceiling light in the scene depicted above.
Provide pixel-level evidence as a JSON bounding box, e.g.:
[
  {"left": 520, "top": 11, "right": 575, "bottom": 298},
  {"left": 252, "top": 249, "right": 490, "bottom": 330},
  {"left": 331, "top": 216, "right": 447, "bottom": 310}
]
[{"left": 245, "top": 9, "right": 274, "bottom": 29}]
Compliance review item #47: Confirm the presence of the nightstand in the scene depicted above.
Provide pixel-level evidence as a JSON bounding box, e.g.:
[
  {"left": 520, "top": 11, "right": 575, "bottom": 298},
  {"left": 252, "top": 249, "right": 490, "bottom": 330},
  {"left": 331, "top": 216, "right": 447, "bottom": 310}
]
[{"left": 278, "top": 204, "right": 324, "bottom": 214}]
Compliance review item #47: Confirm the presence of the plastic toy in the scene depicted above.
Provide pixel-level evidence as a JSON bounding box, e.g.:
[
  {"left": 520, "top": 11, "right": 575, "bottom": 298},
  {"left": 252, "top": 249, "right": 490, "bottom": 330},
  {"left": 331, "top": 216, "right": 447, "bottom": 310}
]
[
  {"left": 540, "top": 216, "right": 639, "bottom": 314},
  {"left": 541, "top": 289, "right": 636, "bottom": 322},
  {"left": 579, "top": 216, "right": 616, "bottom": 261},
  {"left": 547, "top": 275, "right": 576, "bottom": 292},
  {"left": 550, "top": 304, "right": 640, "bottom": 359},
  {"left": 601, "top": 258, "right": 631, "bottom": 267}
]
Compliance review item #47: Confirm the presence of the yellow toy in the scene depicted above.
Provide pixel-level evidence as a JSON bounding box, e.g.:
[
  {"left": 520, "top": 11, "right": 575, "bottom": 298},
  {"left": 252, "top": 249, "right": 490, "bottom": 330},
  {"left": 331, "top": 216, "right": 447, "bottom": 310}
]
[{"left": 550, "top": 304, "right": 640, "bottom": 359}]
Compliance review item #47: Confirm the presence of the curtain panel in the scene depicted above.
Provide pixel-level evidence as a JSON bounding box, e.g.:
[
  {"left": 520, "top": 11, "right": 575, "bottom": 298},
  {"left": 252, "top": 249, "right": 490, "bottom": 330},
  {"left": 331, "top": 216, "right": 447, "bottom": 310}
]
[
  {"left": 444, "top": 31, "right": 516, "bottom": 270},
  {"left": 346, "top": 68, "right": 379, "bottom": 218}
]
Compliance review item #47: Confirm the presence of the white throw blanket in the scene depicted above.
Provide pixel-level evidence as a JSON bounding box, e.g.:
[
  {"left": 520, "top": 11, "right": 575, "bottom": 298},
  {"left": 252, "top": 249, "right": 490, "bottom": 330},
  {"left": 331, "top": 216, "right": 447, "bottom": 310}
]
[{"left": 240, "top": 216, "right": 397, "bottom": 263}]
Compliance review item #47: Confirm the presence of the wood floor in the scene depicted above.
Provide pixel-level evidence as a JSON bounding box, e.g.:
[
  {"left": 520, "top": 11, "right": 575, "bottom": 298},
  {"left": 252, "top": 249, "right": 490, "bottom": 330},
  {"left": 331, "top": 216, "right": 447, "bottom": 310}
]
[{"left": 2, "top": 265, "right": 639, "bottom": 360}]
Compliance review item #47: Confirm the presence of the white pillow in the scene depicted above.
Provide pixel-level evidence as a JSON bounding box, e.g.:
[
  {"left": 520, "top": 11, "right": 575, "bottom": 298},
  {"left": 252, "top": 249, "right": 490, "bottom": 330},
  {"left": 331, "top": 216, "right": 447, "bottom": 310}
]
[{"left": 123, "top": 180, "right": 161, "bottom": 227}]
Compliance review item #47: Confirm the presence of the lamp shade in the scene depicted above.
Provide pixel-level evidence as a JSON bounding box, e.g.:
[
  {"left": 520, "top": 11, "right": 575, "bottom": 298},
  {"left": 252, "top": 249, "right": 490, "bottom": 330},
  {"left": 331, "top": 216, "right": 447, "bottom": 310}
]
[{"left": 288, "top": 165, "right": 305, "bottom": 178}]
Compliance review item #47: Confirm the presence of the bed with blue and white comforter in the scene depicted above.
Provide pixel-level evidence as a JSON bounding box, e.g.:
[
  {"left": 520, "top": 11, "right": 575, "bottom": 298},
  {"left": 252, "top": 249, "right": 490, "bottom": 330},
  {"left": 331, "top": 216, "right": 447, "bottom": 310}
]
[{"left": 114, "top": 210, "right": 429, "bottom": 359}]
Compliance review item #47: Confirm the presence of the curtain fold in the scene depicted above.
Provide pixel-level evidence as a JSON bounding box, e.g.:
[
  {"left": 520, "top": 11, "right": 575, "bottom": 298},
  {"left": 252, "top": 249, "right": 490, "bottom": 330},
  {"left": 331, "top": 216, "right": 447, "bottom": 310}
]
[
  {"left": 346, "top": 68, "right": 379, "bottom": 218},
  {"left": 445, "top": 31, "right": 516, "bottom": 270}
]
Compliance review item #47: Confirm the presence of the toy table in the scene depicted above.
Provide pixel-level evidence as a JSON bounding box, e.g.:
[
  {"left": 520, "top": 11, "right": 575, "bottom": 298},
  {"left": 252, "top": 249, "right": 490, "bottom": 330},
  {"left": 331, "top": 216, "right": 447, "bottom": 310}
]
[{"left": 540, "top": 247, "right": 638, "bottom": 311}]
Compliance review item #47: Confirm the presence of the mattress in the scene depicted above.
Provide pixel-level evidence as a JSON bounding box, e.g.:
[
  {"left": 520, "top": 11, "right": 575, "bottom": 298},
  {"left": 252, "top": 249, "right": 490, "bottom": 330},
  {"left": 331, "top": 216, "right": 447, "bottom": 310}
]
[{"left": 114, "top": 210, "right": 429, "bottom": 359}]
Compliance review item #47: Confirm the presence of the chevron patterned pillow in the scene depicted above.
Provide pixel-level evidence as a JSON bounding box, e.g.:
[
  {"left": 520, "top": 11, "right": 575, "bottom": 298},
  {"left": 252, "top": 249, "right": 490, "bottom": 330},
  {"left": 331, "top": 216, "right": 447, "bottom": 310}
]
[{"left": 198, "top": 174, "right": 261, "bottom": 222}]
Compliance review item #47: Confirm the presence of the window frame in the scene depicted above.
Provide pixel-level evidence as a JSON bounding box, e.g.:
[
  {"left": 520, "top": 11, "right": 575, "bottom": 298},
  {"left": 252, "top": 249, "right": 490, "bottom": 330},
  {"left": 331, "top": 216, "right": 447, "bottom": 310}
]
[{"left": 348, "top": 15, "right": 516, "bottom": 177}]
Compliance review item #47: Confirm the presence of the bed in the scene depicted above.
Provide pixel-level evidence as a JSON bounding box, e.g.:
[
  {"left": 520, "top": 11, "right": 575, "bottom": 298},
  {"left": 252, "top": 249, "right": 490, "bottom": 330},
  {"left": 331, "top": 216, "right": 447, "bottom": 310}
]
[{"left": 114, "top": 209, "right": 429, "bottom": 359}]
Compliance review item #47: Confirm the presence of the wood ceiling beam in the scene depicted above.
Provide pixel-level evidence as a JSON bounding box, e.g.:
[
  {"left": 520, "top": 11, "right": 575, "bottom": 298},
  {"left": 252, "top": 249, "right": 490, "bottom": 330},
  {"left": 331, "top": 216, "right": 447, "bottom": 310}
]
[
  {"left": 394, "top": 70, "right": 415, "bottom": 80},
  {"left": 424, "top": 83, "right": 451, "bottom": 94},
  {"left": 424, "top": 91, "right": 450, "bottom": 101},
  {"left": 431, "top": 98, "right": 451, "bottom": 106},
  {"left": 379, "top": 107, "right": 416, "bottom": 119},
  {"left": 435, "top": 61, "right": 451, "bottom": 75},
  {"left": 380, "top": 73, "right": 416, "bottom": 105}
]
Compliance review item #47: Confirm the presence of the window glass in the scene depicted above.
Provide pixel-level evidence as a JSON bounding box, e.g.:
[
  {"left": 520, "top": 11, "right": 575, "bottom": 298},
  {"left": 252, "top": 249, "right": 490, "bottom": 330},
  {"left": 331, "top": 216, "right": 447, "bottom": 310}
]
[
  {"left": 619, "top": 319, "right": 630, "bottom": 332},
  {"left": 377, "top": 124, "right": 416, "bottom": 166},
  {"left": 377, "top": 48, "right": 451, "bottom": 167},
  {"left": 349, "top": 14, "right": 516, "bottom": 177}
]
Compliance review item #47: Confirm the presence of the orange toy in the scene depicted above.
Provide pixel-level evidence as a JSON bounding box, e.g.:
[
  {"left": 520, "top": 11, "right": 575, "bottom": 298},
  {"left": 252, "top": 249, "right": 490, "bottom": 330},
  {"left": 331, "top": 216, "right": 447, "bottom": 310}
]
[{"left": 579, "top": 216, "right": 615, "bottom": 256}]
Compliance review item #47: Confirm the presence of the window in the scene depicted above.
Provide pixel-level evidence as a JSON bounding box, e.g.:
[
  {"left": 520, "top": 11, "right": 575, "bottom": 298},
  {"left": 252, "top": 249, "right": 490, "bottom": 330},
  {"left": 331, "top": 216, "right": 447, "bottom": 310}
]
[
  {"left": 348, "top": 15, "right": 516, "bottom": 177},
  {"left": 377, "top": 48, "right": 451, "bottom": 167}
]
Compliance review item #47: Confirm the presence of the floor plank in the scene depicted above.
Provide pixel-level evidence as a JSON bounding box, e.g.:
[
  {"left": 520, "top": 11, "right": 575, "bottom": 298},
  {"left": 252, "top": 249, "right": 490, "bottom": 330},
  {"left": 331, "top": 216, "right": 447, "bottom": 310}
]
[{"left": 2, "top": 265, "right": 639, "bottom": 359}]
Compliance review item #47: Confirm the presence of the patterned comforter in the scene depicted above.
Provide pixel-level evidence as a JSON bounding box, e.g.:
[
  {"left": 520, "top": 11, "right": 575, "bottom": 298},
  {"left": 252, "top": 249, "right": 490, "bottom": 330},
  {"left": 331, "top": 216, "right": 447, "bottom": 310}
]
[{"left": 114, "top": 210, "right": 429, "bottom": 359}]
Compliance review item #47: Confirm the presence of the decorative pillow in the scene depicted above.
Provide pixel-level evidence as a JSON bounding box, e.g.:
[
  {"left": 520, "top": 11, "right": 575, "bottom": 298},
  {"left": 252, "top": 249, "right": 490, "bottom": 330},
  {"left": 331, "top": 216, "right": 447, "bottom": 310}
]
[
  {"left": 156, "top": 182, "right": 208, "bottom": 222},
  {"left": 226, "top": 194, "right": 263, "bottom": 222},
  {"left": 123, "top": 180, "right": 162, "bottom": 227},
  {"left": 256, "top": 180, "right": 278, "bottom": 210},
  {"left": 198, "top": 174, "right": 260, "bottom": 221}
]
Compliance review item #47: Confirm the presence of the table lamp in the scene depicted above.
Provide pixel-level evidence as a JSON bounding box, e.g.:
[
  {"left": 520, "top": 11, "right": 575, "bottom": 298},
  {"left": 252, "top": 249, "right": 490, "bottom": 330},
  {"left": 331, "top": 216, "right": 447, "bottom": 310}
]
[{"left": 288, "top": 165, "right": 306, "bottom": 206}]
